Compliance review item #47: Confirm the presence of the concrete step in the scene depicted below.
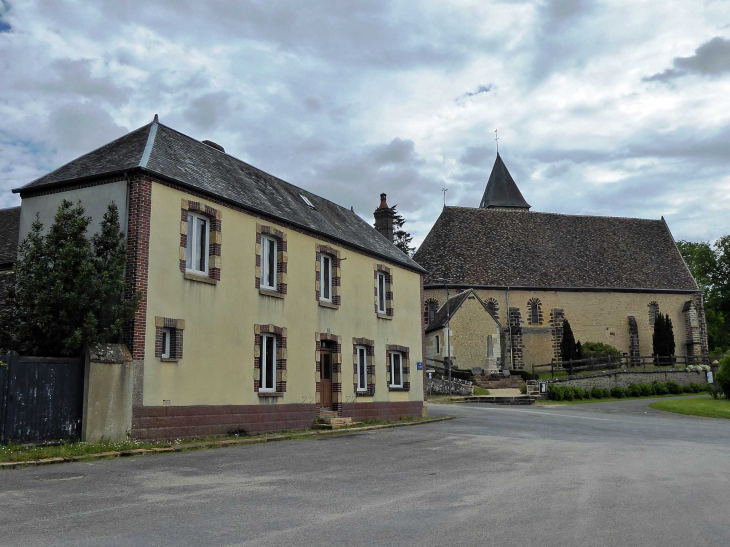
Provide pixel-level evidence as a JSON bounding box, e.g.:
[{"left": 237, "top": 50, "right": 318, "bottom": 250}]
[
  {"left": 318, "top": 410, "right": 339, "bottom": 419},
  {"left": 312, "top": 420, "right": 357, "bottom": 430},
  {"left": 473, "top": 378, "right": 526, "bottom": 389}
]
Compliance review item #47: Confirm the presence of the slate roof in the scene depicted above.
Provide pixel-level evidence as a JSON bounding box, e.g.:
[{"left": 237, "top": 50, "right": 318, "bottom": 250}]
[
  {"left": 15, "top": 120, "right": 424, "bottom": 272},
  {"left": 479, "top": 153, "right": 530, "bottom": 209},
  {"left": 0, "top": 206, "right": 20, "bottom": 266},
  {"left": 426, "top": 289, "right": 498, "bottom": 333},
  {"left": 414, "top": 207, "right": 698, "bottom": 291}
]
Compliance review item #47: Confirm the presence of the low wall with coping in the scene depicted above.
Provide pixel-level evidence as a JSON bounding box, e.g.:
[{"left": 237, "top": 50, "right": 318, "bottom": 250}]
[{"left": 545, "top": 369, "right": 710, "bottom": 392}]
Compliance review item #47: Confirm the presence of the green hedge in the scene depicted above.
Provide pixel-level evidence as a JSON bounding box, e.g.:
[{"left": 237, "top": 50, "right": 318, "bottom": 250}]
[{"left": 547, "top": 382, "right": 706, "bottom": 401}]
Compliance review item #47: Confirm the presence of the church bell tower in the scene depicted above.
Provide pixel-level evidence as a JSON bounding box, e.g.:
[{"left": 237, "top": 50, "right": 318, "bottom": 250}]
[{"left": 479, "top": 153, "right": 531, "bottom": 210}]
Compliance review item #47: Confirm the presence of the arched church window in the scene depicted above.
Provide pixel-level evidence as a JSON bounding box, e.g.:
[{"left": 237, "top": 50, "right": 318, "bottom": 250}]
[
  {"left": 485, "top": 297, "right": 499, "bottom": 320},
  {"left": 528, "top": 298, "right": 542, "bottom": 325},
  {"left": 649, "top": 302, "right": 659, "bottom": 326},
  {"left": 424, "top": 298, "right": 439, "bottom": 325}
]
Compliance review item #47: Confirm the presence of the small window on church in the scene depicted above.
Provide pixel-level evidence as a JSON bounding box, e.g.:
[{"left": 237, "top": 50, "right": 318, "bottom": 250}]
[
  {"left": 649, "top": 302, "right": 659, "bottom": 326},
  {"left": 485, "top": 298, "right": 499, "bottom": 319},
  {"left": 528, "top": 298, "right": 542, "bottom": 325},
  {"left": 424, "top": 299, "right": 438, "bottom": 325}
]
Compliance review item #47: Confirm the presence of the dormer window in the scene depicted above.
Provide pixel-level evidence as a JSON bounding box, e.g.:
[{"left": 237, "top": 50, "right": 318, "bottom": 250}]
[
  {"left": 261, "top": 235, "right": 278, "bottom": 290},
  {"left": 300, "top": 194, "right": 314, "bottom": 208},
  {"left": 186, "top": 212, "right": 209, "bottom": 275}
]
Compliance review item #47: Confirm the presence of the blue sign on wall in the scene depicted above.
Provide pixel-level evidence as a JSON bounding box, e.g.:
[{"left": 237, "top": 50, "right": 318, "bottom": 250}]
[{"left": 417, "top": 361, "right": 423, "bottom": 370}]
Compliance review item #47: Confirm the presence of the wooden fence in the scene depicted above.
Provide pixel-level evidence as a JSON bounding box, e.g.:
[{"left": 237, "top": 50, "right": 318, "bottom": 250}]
[
  {"left": 0, "top": 353, "right": 84, "bottom": 443},
  {"left": 532, "top": 355, "right": 712, "bottom": 379}
]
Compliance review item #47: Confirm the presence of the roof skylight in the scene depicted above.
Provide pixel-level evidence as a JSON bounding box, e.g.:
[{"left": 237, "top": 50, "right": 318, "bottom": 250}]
[{"left": 300, "top": 194, "right": 315, "bottom": 208}]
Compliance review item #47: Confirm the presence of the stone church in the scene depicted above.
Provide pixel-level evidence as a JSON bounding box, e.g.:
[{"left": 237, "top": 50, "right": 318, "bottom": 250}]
[{"left": 415, "top": 153, "right": 709, "bottom": 371}]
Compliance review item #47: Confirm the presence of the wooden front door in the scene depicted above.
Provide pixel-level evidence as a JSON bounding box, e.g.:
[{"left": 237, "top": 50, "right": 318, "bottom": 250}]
[{"left": 320, "top": 347, "right": 333, "bottom": 409}]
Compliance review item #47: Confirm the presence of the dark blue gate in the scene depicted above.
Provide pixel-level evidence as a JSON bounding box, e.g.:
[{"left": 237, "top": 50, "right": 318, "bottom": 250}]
[{"left": 0, "top": 354, "right": 84, "bottom": 443}]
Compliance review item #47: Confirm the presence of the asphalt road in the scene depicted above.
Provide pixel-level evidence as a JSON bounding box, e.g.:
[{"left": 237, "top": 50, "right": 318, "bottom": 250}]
[{"left": 1, "top": 396, "right": 729, "bottom": 547}]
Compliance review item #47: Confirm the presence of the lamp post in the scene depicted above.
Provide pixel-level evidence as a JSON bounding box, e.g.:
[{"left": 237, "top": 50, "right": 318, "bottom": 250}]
[{"left": 438, "top": 277, "right": 451, "bottom": 395}]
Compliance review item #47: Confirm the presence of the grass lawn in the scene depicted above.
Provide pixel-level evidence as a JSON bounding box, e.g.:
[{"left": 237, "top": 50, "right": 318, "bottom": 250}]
[
  {"left": 536, "top": 392, "right": 703, "bottom": 406},
  {"left": 648, "top": 396, "right": 730, "bottom": 419}
]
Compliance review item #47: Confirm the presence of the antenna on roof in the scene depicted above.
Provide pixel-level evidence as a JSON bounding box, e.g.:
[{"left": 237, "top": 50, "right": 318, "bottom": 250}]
[
  {"left": 494, "top": 129, "right": 499, "bottom": 154},
  {"left": 442, "top": 187, "right": 448, "bottom": 208},
  {"left": 153, "top": 114, "right": 159, "bottom": 123}
]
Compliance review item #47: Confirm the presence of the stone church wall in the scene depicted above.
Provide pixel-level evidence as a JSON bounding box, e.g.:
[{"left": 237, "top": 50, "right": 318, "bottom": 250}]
[{"left": 423, "top": 288, "right": 705, "bottom": 369}]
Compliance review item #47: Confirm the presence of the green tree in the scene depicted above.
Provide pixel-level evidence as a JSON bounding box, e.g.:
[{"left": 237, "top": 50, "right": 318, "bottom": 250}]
[
  {"left": 652, "top": 313, "right": 676, "bottom": 359},
  {"left": 0, "top": 200, "right": 139, "bottom": 356},
  {"left": 678, "top": 237, "right": 730, "bottom": 353},
  {"left": 715, "top": 354, "right": 730, "bottom": 400},
  {"left": 561, "top": 319, "right": 577, "bottom": 362},
  {"left": 391, "top": 205, "right": 416, "bottom": 257}
]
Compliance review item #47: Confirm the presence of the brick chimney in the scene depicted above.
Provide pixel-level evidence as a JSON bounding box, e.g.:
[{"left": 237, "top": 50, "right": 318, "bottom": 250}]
[{"left": 373, "top": 193, "right": 394, "bottom": 242}]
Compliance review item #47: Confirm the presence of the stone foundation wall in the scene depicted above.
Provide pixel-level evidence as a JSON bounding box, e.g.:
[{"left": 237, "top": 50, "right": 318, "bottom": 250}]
[
  {"left": 132, "top": 400, "right": 425, "bottom": 439},
  {"left": 546, "top": 369, "right": 709, "bottom": 392}
]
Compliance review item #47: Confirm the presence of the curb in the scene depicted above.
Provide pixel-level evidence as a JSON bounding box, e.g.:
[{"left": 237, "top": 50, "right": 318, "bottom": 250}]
[{"left": 0, "top": 417, "right": 454, "bottom": 470}]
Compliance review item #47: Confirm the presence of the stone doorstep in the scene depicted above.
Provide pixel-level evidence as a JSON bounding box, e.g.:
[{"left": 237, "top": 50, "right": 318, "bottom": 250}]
[
  {"left": 318, "top": 417, "right": 352, "bottom": 425},
  {"left": 0, "top": 418, "right": 454, "bottom": 470}
]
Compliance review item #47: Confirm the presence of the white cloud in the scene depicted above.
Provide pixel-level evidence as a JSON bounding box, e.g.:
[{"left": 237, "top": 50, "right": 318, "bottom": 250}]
[{"left": 0, "top": 0, "right": 729, "bottom": 244}]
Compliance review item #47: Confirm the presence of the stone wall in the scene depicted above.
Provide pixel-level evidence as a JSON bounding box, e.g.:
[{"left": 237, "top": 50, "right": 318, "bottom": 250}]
[
  {"left": 423, "top": 288, "right": 708, "bottom": 368},
  {"left": 427, "top": 376, "right": 473, "bottom": 396},
  {"left": 545, "top": 369, "right": 709, "bottom": 391}
]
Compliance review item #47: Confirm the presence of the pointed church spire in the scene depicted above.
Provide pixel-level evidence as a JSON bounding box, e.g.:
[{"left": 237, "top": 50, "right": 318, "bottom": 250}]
[{"left": 479, "top": 153, "right": 531, "bottom": 210}]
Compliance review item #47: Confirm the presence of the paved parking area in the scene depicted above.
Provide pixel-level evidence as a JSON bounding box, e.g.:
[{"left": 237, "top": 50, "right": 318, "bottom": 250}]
[{"left": 1, "top": 396, "right": 728, "bottom": 547}]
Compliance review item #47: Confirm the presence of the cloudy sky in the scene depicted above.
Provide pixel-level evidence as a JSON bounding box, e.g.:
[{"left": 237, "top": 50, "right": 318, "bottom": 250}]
[{"left": 1, "top": 0, "right": 729, "bottom": 246}]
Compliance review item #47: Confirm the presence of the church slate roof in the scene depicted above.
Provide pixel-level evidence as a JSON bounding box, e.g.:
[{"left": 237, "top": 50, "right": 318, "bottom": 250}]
[
  {"left": 479, "top": 153, "right": 530, "bottom": 209},
  {"left": 414, "top": 207, "right": 698, "bottom": 291},
  {"left": 15, "top": 121, "right": 424, "bottom": 273},
  {"left": 0, "top": 206, "right": 21, "bottom": 266},
  {"left": 425, "top": 288, "right": 498, "bottom": 333}
]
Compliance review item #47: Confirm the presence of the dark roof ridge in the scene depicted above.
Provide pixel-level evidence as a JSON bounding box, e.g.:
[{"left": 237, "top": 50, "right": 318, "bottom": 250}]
[
  {"left": 153, "top": 121, "right": 356, "bottom": 217},
  {"left": 15, "top": 123, "right": 153, "bottom": 192},
  {"left": 444, "top": 206, "right": 666, "bottom": 224}
]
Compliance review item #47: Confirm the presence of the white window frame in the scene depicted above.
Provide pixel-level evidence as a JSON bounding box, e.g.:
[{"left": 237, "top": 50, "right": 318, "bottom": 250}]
[
  {"left": 186, "top": 212, "right": 210, "bottom": 275},
  {"left": 356, "top": 345, "right": 367, "bottom": 392},
  {"left": 161, "top": 328, "right": 172, "bottom": 359},
  {"left": 320, "top": 254, "right": 333, "bottom": 302},
  {"left": 260, "top": 235, "right": 278, "bottom": 291},
  {"left": 260, "top": 333, "right": 277, "bottom": 393},
  {"left": 377, "top": 272, "right": 387, "bottom": 314},
  {"left": 389, "top": 351, "right": 403, "bottom": 388},
  {"left": 530, "top": 302, "right": 539, "bottom": 324}
]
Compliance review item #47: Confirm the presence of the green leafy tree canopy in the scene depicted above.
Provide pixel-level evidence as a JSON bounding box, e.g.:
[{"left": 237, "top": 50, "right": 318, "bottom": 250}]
[{"left": 0, "top": 200, "right": 139, "bottom": 356}]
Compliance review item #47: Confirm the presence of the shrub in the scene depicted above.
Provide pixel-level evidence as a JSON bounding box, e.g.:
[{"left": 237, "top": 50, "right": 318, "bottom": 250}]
[
  {"left": 564, "top": 387, "right": 575, "bottom": 401},
  {"left": 682, "top": 384, "right": 694, "bottom": 394},
  {"left": 548, "top": 385, "right": 564, "bottom": 401},
  {"left": 574, "top": 387, "right": 587, "bottom": 400},
  {"left": 519, "top": 384, "right": 527, "bottom": 395},
  {"left": 639, "top": 383, "right": 653, "bottom": 396},
  {"left": 716, "top": 354, "right": 730, "bottom": 399},
  {"left": 666, "top": 381, "right": 682, "bottom": 394},
  {"left": 602, "top": 388, "right": 612, "bottom": 398},
  {"left": 690, "top": 383, "right": 703, "bottom": 393},
  {"left": 627, "top": 383, "right": 642, "bottom": 397},
  {"left": 653, "top": 381, "right": 668, "bottom": 395},
  {"left": 591, "top": 386, "right": 604, "bottom": 399},
  {"left": 611, "top": 386, "right": 626, "bottom": 398},
  {"left": 581, "top": 342, "right": 621, "bottom": 359}
]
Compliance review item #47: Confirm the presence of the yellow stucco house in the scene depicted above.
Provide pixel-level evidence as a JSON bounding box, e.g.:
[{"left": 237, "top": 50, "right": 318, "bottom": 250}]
[{"left": 13, "top": 116, "right": 427, "bottom": 439}]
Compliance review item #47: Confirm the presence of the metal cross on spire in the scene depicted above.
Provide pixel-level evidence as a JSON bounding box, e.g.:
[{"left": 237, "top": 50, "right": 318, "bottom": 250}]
[
  {"left": 442, "top": 187, "right": 448, "bottom": 207},
  {"left": 494, "top": 129, "right": 499, "bottom": 154}
]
